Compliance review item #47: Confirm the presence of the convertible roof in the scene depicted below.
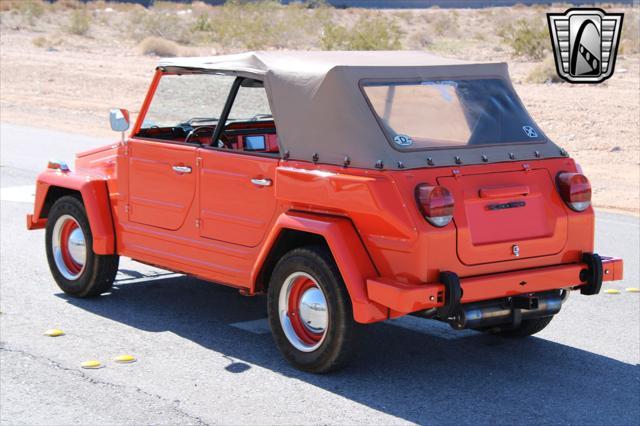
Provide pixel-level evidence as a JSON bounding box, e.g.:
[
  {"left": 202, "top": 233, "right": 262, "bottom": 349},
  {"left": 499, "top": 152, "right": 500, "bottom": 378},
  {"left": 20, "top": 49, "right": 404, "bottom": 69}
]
[
  {"left": 158, "top": 50, "right": 471, "bottom": 76},
  {"left": 158, "top": 52, "right": 561, "bottom": 170}
]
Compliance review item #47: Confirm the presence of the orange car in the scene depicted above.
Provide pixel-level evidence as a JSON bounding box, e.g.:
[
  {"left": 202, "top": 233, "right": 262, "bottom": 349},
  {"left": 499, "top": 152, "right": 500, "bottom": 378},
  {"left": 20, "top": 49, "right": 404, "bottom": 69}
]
[{"left": 27, "top": 52, "right": 623, "bottom": 373}]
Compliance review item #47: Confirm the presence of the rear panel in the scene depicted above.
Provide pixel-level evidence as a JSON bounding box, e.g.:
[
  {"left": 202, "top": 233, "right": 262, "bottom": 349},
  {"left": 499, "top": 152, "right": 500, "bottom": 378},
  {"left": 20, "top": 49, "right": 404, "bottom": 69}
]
[{"left": 437, "top": 168, "right": 568, "bottom": 265}]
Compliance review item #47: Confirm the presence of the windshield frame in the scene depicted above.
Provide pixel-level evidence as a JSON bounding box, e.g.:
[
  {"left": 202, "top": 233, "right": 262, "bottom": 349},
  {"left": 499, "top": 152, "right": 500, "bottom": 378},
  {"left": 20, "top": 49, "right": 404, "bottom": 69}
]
[{"left": 358, "top": 75, "right": 548, "bottom": 153}]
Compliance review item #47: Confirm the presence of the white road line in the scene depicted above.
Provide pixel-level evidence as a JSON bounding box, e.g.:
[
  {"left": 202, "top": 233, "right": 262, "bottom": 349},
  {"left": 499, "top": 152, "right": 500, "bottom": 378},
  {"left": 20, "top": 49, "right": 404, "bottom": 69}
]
[
  {"left": 0, "top": 185, "right": 35, "bottom": 203},
  {"left": 229, "top": 318, "right": 271, "bottom": 335},
  {"left": 387, "top": 315, "right": 477, "bottom": 340}
]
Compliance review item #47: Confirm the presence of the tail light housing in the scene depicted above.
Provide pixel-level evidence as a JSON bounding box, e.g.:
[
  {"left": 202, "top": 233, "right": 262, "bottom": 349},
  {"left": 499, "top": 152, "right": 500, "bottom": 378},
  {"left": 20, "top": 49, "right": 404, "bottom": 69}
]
[
  {"left": 415, "top": 184, "right": 454, "bottom": 227},
  {"left": 557, "top": 172, "right": 591, "bottom": 212}
]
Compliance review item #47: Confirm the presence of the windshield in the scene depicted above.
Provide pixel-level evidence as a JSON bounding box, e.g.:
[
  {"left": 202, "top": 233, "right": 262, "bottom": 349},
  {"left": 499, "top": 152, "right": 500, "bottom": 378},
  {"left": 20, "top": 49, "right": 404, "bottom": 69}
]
[
  {"left": 141, "top": 74, "right": 235, "bottom": 129},
  {"left": 362, "top": 78, "right": 545, "bottom": 149}
]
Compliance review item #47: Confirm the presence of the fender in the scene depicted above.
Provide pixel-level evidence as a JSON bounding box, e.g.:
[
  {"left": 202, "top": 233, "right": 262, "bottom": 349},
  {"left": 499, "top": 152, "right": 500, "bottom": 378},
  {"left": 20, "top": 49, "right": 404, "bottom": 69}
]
[
  {"left": 252, "top": 211, "right": 389, "bottom": 324},
  {"left": 26, "top": 170, "right": 115, "bottom": 254}
]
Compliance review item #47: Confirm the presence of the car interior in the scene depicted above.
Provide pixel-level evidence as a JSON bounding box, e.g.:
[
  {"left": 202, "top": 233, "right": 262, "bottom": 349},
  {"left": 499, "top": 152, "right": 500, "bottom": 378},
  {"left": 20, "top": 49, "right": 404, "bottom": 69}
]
[{"left": 134, "top": 77, "right": 280, "bottom": 157}]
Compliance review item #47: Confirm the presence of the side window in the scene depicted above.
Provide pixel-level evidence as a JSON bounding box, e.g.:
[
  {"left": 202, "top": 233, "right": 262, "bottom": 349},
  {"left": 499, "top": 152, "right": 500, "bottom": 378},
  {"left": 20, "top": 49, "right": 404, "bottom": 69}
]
[
  {"left": 220, "top": 80, "right": 279, "bottom": 155},
  {"left": 135, "top": 73, "right": 235, "bottom": 143},
  {"left": 228, "top": 83, "right": 272, "bottom": 121}
]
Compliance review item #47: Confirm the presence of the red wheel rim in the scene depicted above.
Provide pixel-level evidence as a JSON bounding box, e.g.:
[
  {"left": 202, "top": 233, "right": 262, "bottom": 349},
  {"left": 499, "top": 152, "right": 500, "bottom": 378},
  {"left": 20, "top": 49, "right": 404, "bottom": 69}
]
[
  {"left": 52, "top": 215, "right": 86, "bottom": 280},
  {"left": 287, "top": 276, "right": 324, "bottom": 346},
  {"left": 278, "top": 272, "right": 329, "bottom": 352},
  {"left": 59, "top": 220, "right": 82, "bottom": 275}
]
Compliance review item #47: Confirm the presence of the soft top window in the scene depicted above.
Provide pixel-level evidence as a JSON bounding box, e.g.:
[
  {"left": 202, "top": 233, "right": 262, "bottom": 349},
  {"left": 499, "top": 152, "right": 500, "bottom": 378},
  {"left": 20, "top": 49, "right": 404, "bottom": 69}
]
[{"left": 362, "top": 78, "right": 545, "bottom": 150}]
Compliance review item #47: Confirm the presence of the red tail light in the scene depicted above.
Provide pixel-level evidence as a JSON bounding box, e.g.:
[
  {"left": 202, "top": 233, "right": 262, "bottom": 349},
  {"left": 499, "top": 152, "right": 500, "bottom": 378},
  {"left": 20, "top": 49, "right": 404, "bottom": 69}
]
[
  {"left": 415, "top": 184, "right": 454, "bottom": 227},
  {"left": 557, "top": 172, "right": 591, "bottom": 212}
]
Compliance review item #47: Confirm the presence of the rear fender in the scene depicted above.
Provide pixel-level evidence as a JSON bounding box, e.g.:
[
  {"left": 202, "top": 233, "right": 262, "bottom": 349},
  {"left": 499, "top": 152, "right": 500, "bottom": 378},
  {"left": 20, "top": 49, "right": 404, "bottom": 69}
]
[
  {"left": 27, "top": 170, "right": 115, "bottom": 254},
  {"left": 252, "top": 211, "right": 389, "bottom": 324}
]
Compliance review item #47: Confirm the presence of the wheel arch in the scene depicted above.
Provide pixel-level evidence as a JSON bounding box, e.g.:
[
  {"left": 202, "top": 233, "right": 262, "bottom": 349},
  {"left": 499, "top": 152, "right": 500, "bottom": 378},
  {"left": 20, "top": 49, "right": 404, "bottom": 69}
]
[
  {"left": 252, "top": 211, "right": 388, "bottom": 324},
  {"left": 27, "top": 171, "right": 116, "bottom": 254}
]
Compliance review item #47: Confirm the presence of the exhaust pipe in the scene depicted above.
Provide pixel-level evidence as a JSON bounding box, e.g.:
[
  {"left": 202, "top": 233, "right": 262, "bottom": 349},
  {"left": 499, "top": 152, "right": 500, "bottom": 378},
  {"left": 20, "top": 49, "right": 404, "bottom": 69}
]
[{"left": 449, "top": 291, "right": 564, "bottom": 330}]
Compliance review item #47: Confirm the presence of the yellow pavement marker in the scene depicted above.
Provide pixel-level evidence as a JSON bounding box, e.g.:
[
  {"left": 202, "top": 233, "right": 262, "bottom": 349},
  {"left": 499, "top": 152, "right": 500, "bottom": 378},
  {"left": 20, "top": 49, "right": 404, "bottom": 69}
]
[
  {"left": 114, "top": 354, "right": 136, "bottom": 364},
  {"left": 604, "top": 289, "right": 621, "bottom": 295},
  {"left": 625, "top": 287, "right": 640, "bottom": 293},
  {"left": 43, "top": 329, "right": 65, "bottom": 337},
  {"left": 80, "top": 360, "right": 103, "bottom": 369}
]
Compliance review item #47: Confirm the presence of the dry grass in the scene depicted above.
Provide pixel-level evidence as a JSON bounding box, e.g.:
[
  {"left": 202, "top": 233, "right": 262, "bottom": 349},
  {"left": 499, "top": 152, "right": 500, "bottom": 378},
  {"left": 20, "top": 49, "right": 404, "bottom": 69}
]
[
  {"left": 321, "top": 14, "right": 403, "bottom": 50},
  {"left": 138, "top": 36, "right": 182, "bottom": 57},
  {"left": 526, "top": 55, "right": 564, "bottom": 83},
  {"left": 499, "top": 18, "right": 549, "bottom": 60},
  {"left": 66, "top": 9, "right": 91, "bottom": 35}
]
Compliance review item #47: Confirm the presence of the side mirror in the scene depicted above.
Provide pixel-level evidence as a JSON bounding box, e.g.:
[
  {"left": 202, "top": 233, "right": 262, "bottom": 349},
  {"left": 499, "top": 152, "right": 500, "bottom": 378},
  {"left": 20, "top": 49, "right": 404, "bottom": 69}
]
[{"left": 110, "top": 108, "right": 130, "bottom": 132}]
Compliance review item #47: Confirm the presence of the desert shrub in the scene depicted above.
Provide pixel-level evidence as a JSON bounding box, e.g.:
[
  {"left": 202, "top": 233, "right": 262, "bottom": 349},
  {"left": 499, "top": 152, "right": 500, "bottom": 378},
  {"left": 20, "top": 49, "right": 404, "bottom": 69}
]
[
  {"left": 191, "top": 14, "right": 213, "bottom": 33},
  {"left": 526, "top": 55, "right": 563, "bottom": 83},
  {"left": 136, "top": 11, "right": 192, "bottom": 44},
  {"left": 431, "top": 12, "right": 458, "bottom": 37},
  {"left": 3, "top": 0, "right": 46, "bottom": 25},
  {"left": 321, "top": 15, "right": 403, "bottom": 50},
  {"left": 52, "top": 0, "right": 83, "bottom": 10},
  {"left": 66, "top": 9, "right": 90, "bottom": 35},
  {"left": 32, "top": 35, "right": 47, "bottom": 47},
  {"left": 619, "top": 9, "right": 639, "bottom": 55},
  {"left": 409, "top": 31, "right": 433, "bottom": 49},
  {"left": 139, "top": 36, "right": 181, "bottom": 57},
  {"left": 499, "top": 18, "right": 548, "bottom": 60},
  {"left": 195, "top": 0, "right": 331, "bottom": 51}
]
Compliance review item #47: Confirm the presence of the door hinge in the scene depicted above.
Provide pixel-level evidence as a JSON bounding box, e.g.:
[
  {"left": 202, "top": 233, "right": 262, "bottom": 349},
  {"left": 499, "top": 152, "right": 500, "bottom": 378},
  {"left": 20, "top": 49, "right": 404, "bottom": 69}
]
[
  {"left": 196, "top": 157, "right": 202, "bottom": 167},
  {"left": 195, "top": 219, "right": 200, "bottom": 228},
  {"left": 124, "top": 204, "right": 130, "bottom": 214}
]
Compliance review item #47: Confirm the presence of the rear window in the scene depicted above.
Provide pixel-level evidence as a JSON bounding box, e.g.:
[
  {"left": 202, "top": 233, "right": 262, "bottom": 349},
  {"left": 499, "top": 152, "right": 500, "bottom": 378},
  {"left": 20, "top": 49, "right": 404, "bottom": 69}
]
[{"left": 362, "top": 78, "right": 545, "bottom": 149}]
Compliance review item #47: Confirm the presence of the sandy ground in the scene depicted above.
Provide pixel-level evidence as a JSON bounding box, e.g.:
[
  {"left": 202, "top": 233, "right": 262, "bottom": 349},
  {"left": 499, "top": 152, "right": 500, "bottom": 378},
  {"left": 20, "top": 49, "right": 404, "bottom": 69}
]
[{"left": 0, "top": 12, "right": 638, "bottom": 214}]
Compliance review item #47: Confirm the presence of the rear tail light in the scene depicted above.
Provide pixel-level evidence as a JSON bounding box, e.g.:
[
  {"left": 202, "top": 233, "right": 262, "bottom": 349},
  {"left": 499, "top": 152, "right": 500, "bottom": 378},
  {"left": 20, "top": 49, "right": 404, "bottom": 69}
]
[
  {"left": 557, "top": 172, "right": 591, "bottom": 212},
  {"left": 415, "top": 184, "right": 454, "bottom": 227}
]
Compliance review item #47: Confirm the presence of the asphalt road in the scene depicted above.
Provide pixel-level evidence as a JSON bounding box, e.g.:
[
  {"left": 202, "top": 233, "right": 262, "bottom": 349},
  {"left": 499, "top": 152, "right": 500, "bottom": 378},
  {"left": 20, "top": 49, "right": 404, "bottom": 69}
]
[{"left": 1, "top": 123, "right": 638, "bottom": 425}]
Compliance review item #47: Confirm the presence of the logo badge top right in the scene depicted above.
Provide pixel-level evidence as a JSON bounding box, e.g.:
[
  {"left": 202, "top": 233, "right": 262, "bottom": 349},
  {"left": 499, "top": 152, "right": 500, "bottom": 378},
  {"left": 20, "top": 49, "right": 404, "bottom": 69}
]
[{"left": 547, "top": 8, "right": 624, "bottom": 84}]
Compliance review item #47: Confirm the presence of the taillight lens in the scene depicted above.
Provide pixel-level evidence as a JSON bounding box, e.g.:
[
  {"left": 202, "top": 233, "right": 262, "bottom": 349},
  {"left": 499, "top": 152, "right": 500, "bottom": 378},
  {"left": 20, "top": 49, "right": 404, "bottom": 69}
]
[
  {"left": 557, "top": 172, "right": 591, "bottom": 212},
  {"left": 415, "top": 184, "right": 454, "bottom": 227}
]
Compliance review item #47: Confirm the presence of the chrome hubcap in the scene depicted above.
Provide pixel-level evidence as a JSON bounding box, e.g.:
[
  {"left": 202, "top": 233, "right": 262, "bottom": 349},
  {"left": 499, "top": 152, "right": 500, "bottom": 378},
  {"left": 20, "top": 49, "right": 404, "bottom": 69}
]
[
  {"left": 299, "top": 287, "right": 328, "bottom": 333},
  {"left": 52, "top": 215, "right": 86, "bottom": 280},
  {"left": 278, "top": 272, "right": 328, "bottom": 352}
]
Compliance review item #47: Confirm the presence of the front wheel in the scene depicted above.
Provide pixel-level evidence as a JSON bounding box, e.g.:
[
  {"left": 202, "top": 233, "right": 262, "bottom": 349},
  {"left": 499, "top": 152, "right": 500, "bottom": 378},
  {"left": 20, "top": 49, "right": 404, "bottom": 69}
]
[
  {"left": 267, "top": 245, "right": 356, "bottom": 373},
  {"left": 45, "top": 195, "right": 119, "bottom": 297}
]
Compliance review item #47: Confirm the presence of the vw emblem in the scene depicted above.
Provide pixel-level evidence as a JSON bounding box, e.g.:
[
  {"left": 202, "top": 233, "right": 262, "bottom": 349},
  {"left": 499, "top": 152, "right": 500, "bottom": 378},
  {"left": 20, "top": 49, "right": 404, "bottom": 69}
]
[{"left": 512, "top": 244, "right": 520, "bottom": 257}]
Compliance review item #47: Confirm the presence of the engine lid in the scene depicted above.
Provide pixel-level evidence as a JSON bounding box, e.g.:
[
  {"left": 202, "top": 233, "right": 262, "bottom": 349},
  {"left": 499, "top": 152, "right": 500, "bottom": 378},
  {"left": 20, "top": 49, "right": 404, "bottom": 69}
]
[{"left": 437, "top": 168, "right": 568, "bottom": 265}]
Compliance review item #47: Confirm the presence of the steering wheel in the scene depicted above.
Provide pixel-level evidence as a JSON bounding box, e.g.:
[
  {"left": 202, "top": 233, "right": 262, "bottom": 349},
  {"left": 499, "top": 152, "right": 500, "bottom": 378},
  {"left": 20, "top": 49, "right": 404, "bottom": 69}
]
[
  {"left": 250, "top": 113, "right": 273, "bottom": 121},
  {"left": 185, "top": 126, "right": 218, "bottom": 145}
]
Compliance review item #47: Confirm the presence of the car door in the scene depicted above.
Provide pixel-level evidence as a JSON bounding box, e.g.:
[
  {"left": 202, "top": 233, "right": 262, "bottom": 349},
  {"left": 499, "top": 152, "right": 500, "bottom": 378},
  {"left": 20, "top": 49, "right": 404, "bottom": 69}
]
[
  {"left": 125, "top": 72, "right": 236, "bottom": 231},
  {"left": 127, "top": 138, "right": 197, "bottom": 230},
  {"left": 196, "top": 78, "right": 279, "bottom": 247},
  {"left": 197, "top": 148, "right": 278, "bottom": 247}
]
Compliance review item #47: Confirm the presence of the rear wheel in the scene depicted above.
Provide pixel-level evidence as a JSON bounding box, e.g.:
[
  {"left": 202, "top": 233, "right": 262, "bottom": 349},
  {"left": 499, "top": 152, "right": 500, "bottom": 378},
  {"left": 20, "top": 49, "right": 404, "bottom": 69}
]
[
  {"left": 490, "top": 316, "right": 554, "bottom": 338},
  {"left": 45, "top": 195, "right": 119, "bottom": 297},
  {"left": 267, "top": 245, "right": 356, "bottom": 373}
]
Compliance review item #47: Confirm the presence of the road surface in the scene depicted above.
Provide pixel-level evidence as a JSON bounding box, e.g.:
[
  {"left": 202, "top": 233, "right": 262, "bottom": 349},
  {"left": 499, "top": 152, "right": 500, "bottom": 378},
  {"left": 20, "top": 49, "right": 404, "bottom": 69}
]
[{"left": 1, "top": 123, "right": 638, "bottom": 425}]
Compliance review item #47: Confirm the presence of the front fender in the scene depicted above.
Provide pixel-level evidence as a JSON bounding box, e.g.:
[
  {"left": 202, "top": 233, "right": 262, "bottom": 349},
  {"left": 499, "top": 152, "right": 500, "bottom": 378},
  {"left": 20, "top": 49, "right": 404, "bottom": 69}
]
[
  {"left": 252, "top": 211, "right": 389, "bottom": 324},
  {"left": 27, "top": 170, "right": 115, "bottom": 254}
]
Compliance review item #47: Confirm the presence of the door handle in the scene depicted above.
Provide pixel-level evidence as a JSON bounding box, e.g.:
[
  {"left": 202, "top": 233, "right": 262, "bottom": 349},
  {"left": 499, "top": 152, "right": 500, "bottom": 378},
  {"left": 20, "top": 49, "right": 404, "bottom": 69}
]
[
  {"left": 172, "top": 165, "right": 192, "bottom": 174},
  {"left": 251, "top": 178, "right": 272, "bottom": 187}
]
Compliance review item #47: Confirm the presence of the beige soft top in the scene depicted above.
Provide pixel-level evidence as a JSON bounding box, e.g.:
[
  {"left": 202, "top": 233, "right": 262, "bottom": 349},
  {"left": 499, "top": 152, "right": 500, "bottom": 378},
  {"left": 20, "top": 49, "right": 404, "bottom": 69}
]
[{"left": 158, "top": 52, "right": 561, "bottom": 170}]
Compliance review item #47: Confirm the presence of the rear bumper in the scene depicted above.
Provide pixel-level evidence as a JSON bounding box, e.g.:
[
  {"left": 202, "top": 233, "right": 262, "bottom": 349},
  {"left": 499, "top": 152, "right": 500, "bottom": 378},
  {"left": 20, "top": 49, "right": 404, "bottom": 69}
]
[{"left": 367, "top": 254, "right": 623, "bottom": 315}]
